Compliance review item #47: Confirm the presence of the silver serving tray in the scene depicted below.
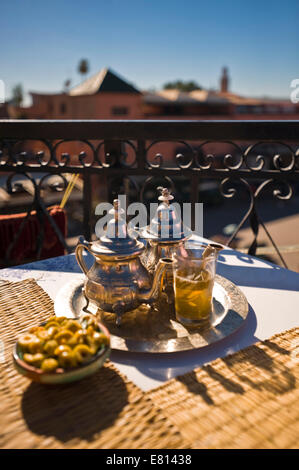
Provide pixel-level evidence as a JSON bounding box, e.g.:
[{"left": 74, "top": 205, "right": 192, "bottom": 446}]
[{"left": 54, "top": 274, "right": 248, "bottom": 353}]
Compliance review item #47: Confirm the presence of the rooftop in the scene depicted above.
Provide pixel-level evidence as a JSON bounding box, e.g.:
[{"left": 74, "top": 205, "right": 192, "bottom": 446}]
[{"left": 69, "top": 67, "right": 141, "bottom": 96}]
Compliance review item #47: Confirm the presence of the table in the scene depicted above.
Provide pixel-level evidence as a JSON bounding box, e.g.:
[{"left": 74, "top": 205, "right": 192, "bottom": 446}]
[{"left": 1, "top": 237, "right": 298, "bottom": 392}]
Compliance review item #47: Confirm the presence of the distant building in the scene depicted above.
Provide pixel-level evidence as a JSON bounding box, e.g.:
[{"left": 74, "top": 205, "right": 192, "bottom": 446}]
[
  {"left": 3, "top": 68, "right": 299, "bottom": 208},
  {"left": 12, "top": 67, "right": 299, "bottom": 121},
  {"left": 26, "top": 68, "right": 143, "bottom": 120}
]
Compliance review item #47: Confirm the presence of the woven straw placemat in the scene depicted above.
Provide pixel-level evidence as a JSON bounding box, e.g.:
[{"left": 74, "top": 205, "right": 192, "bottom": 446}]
[
  {"left": 0, "top": 279, "right": 186, "bottom": 449},
  {"left": 0, "top": 278, "right": 298, "bottom": 449},
  {"left": 147, "top": 327, "right": 299, "bottom": 449}
]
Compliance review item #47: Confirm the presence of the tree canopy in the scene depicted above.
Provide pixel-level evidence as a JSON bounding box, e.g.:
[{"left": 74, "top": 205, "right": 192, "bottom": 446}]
[
  {"left": 163, "top": 80, "right": 202, "bottom": 92},
  {"left": 11, "top": 84, "right": 23, "bottom": 106},
  {"left": 77, "top": 59, "right": 89, "bottom": 77}
]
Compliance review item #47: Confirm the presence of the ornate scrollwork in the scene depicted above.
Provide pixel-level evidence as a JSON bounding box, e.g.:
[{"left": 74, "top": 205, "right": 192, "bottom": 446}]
[
  {"left": 94, "top": 140, "right": 137, "bottom": 168},
  {"left": 243, "top": 144, "right": 266, "bottom": 171},
  {"left": 145, "top": 140, "right": 196, "bottom": 169},
  {"left": 195, "top": 150, "right": 214, "bottom": 170},
  {"left": 0, "top": 139, "right": 53, "bottom": 166},
  {"left": 118, "top": 141, "right": 137, "bottom": 168},
  {"left": 52, "top": 139, "right": 96, "bottom": 167},
  {"left": 271, "top": 143, "right": 296, "bottom": 172},
  {"left": 6, "top": 172, "right": 36, "bottom": 196},
  {"left": 145, "top": 140, "right": 195, "bottom": 168},
  {"left": 243, "top": 141, "right": 296, "bottom": 173},
  {"left": 2, "top": 170, "right": 70, "bottom": 265},
  {"left": 175, "top": 141, "right": 195, "bottom": 168},
  {"left": 255, "top": 178, "right": 293, "bottom": 201},
  {"left": 195, "top": 141, "right": 244, "bottom": 171},
  {"left": 222, "top": 143, "right": 244, "bottom": 170},
  {"left": 221, "top": 176, "right": 291, "bottom": 267},
  {"left": 38, "top": 173, "right": 68, "bottom": 193},
  {"left": 145, "top": 142, "right": 164, "bottom": 168},
  {"left": 1, "top": 128, "right": 299, "bottom": 268},
  {"left": 220, "top": 177, "right": 255, "bottom": 246}
]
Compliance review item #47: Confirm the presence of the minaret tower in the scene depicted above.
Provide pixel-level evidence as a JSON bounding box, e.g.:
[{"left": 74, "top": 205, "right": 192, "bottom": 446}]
[{"left": 220, "top": 67, "right": 229, "bottom": 93}]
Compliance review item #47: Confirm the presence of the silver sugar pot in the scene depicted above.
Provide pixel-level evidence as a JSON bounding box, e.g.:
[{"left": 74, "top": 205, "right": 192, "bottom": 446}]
[{"left": 137, "top": 187, "right": 192, "bottom": 302}]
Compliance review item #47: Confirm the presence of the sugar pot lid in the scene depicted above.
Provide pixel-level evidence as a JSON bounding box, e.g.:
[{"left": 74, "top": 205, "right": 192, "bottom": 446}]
[{"left": 141, "top": 187, "right": 192, "bottom": 242}]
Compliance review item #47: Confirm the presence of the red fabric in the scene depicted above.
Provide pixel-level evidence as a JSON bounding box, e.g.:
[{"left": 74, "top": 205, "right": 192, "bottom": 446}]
[{"left": 0, "top": 205, "right": 67, "bottom": 267}]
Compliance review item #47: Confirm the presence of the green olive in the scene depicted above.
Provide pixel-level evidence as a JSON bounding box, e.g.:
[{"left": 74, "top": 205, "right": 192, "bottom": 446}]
[
  {"left": 81, "top": 314, "right": 98, "bottom": 329},
  {"left": 58, "top": 351, "right": 77, "bottom": 368},
  {"left": 64, "top": 320, "right": 82, "bottom": 333},
  {"left": 67, "top": 335, "right": 78, "bottom": 347},
  {"left": 47, "top": 326, "right": 59, "bottom": 339},
  {"left": 73, "top": 344, "right": 93, "bottom": 364},
  {"left": 86, "top": 325, "right": 95, "bottom": 336},
  {"left": 28, "top": 337, "right": 44, "bottom": 353},
  {"left": 18, "top": 334, "right": 36, "bottom": 351},
  {"left": 41, "top": 358, "right": 58, "bottom": 372},
  {"left": 43, "top": 339, "right": 58, "bottom": 355},
  {"left": 31, "top": 353, "right": 45, "bottom": 368},
  {"left": 47, "top": 316, "right": 59, "bottom": 323},
  {"left": 71, "top": 329, "right": 87, "bottom": 345},
  {"left": 29, "top": 326, "right": 44, "bottom": 334},
  {"left": 36, "top": 329, "right": 49, "bottom": 342},
  {"left": 55, "top": 329, "right": 73, "bottom": 344},
  {"left": 23, "top": 353, "right": 35, "bottom": 364},
  {"left": 85, "top": 334, "right": 98, "bottom": 352},
  {"left": 19, "top": 335, "right": 43, "bottom": 354},
  {"left": 89, "top": 343, "right": 98, "bottom": 355},
  {"left": 93, "top": 331, "right": 109, "bottom": 347},
  {"left": 45, "top": 321, "right": 60, "bottom": 330},
  {"left": 54, "top": 344, "right": 72, "bottom": 356}
]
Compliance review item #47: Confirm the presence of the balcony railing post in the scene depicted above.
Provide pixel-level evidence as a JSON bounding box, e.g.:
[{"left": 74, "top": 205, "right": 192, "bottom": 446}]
[
  {"left": 104, "top": 140, "right": 125, "bottom": 202},
  {"left": 83, "top": 171, "right": 92, "bottom": 241},
  {"left": 191, "top": 173, "right": 199, "bottom": 231},
  {"left": 137, "top": 139, "right": 146, "bottom": 169}
]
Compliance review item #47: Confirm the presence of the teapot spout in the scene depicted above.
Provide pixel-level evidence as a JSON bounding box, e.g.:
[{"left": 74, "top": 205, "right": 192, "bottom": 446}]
[{"left": 138, "top": 257, "right": 173, "bottom": 304}]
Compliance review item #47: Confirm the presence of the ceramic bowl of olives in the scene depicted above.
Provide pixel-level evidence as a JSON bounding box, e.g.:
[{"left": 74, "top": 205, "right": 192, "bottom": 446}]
[{"left": 13, "top": 314, "right": 111, "bottom": 384}]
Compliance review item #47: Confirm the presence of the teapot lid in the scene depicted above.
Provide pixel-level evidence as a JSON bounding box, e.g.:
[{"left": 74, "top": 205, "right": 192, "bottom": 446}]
[
  {"left": 91, "top": 199, "right": 144, "bottom": 257},
  {"left": 141, "top": 187, "right": 192, "bottom": 242}
]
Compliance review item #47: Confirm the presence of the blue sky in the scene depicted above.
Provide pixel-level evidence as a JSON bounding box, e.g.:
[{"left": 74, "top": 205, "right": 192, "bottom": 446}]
[{"left": 1, "top": 0, "right": 298, "bottom": 104}]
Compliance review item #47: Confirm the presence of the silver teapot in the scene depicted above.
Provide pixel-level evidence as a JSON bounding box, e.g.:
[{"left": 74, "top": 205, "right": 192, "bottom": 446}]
[{"left": 75, "top": 199, "right": 172, "bottom": 325}]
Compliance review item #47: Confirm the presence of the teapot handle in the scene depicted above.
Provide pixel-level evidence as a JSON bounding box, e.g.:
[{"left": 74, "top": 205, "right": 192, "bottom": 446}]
[{"left": 75, "top": 237, "right": 93, "bottom": 275}]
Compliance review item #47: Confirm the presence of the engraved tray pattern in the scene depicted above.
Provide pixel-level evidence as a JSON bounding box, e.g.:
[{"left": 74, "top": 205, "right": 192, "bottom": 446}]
[{"left": 54, "top": 274, "right": 248, "bottom": 353}]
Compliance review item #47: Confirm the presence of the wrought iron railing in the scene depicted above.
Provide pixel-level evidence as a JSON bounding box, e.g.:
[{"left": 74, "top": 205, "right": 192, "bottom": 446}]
[{"left": 0, "top": 119, "right": 299, "bottom": 268}]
